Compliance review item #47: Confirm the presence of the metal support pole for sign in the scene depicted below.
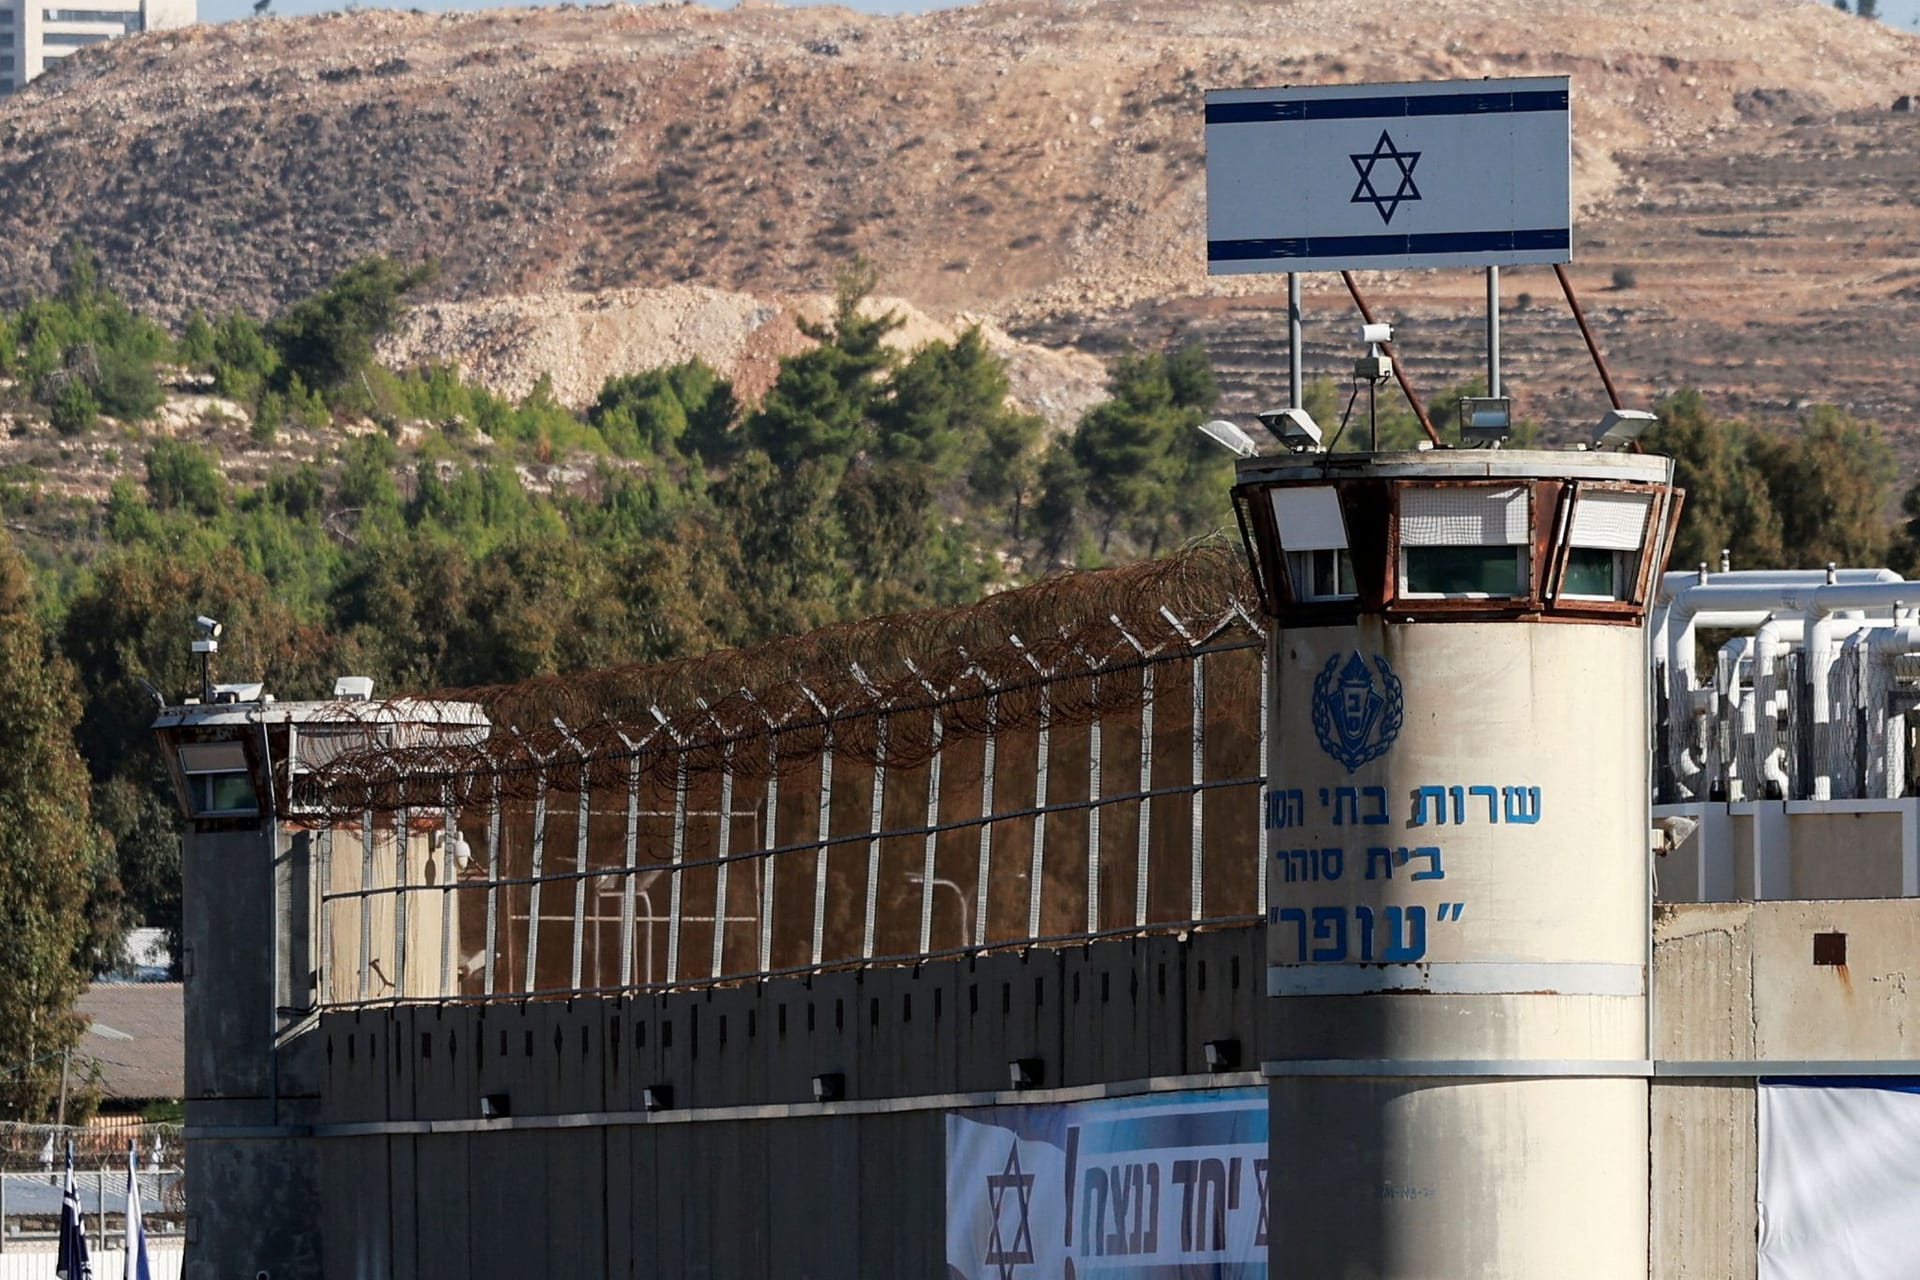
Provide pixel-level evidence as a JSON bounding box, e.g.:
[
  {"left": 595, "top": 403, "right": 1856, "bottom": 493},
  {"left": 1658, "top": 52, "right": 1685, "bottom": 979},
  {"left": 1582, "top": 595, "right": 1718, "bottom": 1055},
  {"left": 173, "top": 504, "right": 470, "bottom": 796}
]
[
  {"left": 1486, "top": 265, "right": 1502, "bottom": 399},
  {"left": 1288, "top": 272, "right": 1304, "bottom": 410},
  {"left": 1553, "top": 261, "right": 1624, "bottom": 411}
]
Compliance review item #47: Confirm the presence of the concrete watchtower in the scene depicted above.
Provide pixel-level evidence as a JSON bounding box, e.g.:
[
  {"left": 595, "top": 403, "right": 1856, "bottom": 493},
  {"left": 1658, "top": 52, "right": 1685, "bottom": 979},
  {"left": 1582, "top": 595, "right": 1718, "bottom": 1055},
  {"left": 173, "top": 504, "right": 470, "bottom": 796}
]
[
  {"left": 152, "top": 669, "right": 486, "bottom": 1280},
  {"left": 1233, "top": 448, "right": 1676, "bottom": 1278}
]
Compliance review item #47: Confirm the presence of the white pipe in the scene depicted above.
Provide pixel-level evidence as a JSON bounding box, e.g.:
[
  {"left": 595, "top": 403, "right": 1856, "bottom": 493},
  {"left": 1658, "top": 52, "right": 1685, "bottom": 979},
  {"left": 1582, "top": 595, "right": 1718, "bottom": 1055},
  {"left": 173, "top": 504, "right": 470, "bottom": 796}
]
[
  {"left": 1660, "top": 572, "right": 1902, "bottom": 798},
  {"left": 1712, "top": 636, "right": 1753, "bottom": 798},
  {"left": 1799, "top": 584, "right": 1915, "bottom": 799},
  {"left": 1651, "top": 567, "right": 1899, "bottom": 659},
  {"left": 1864, "top": 627, "right": 1920, "bottom": 799},
  {"left": 1752, "top": 618, "right": 1806, "bottom": 800}
]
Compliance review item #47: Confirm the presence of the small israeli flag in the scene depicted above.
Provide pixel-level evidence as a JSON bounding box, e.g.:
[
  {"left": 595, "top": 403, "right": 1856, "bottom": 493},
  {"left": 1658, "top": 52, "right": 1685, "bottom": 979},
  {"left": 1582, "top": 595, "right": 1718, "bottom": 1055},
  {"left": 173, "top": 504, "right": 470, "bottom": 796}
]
[{"left": 124, "top": 1142, "right": 152, "bottom": 1280}]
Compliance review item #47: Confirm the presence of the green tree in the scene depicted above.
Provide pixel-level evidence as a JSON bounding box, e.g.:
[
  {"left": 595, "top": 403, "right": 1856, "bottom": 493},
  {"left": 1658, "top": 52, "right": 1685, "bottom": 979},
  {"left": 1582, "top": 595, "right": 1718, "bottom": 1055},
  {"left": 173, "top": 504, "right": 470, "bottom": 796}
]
[
  {"left": 176, "top": 308, "right": 217, "bottom": 369},
  {"left": 1069, "top": 345, "right": 1224, "bottom": 554},
  {"left": 871, "top": 326, "right": 1007, "bottom": 485},
  {"left": 1753, "top": 405, "right": 1895, "bottom": 568},
  {"left": 267, "top": 256, "right": 436, "bottom": 396},
  {"left": 589, "top": 359, "right": 736, "bottom": 461},
  {"left": 0, "top": 533, "right": 110, "bottom": 1118},
  {"left": 1642, "top": 391, "right": 1785, "bottom": 570},
  {"left": 144, "top": 440, "right": 227, "bottom": 519},
  {"left": 743, "top": 260, "right": 899, "bottom": 470},
  {"left": 970, "top": 407, "right": 1044, "bottom": 540}
]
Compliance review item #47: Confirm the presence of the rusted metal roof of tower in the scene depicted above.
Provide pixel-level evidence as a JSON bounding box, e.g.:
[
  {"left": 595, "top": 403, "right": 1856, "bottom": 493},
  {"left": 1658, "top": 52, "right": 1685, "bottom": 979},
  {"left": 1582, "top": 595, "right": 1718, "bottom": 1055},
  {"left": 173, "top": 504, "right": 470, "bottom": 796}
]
[{"left": 304, "top": 542, "right": 1263, "bottom": 816}]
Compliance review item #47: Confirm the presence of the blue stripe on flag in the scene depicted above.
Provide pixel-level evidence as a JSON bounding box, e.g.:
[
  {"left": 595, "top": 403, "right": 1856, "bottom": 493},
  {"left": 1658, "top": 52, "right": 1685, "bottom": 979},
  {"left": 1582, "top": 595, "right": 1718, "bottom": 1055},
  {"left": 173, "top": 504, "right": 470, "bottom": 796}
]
[
  {"left": 1208, "top": 228, "right": 1570, "bottom": 263},
  {"left": 1205, "top": 89, "right": 1566, "bottom": 126}
]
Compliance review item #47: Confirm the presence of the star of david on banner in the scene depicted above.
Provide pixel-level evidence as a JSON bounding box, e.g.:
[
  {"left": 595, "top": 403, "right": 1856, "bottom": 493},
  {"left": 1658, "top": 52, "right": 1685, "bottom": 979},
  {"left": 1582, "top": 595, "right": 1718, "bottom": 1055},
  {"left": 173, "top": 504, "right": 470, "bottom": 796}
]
[
  {"left": 983, "top": 1140, "right": 1035, "bottom": 1278},
  {"left": 1349, "top": 130, "right": 1422, "bottom": 224}
]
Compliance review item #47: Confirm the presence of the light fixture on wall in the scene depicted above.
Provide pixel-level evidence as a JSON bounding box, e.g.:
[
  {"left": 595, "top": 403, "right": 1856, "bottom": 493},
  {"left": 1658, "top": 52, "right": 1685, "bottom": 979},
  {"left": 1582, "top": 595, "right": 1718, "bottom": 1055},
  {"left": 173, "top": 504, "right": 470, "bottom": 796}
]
[
  {"left": 479, "top": 1092, "right": 511, "bottom": 1120},
  {"left": 1008, "top": 1058, "right": 1044, "bottom": 1091},
  {"left": 1202, "top": 1039, "right": 1242, "bottom": 1073},
  {"left": 643, "top": 1084, "right": 674, "bottom": 1113},
  {"left": 812, "top": 1072, "right": 846, "bottom": 1103}
]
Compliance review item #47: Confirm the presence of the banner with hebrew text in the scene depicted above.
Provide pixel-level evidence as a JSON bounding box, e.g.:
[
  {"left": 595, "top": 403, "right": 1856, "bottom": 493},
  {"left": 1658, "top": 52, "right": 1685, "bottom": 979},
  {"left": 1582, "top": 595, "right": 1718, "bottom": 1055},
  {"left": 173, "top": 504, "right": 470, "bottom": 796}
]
[{"left": 944, "top": 1087, "right": 1267, "bottom": 1279}]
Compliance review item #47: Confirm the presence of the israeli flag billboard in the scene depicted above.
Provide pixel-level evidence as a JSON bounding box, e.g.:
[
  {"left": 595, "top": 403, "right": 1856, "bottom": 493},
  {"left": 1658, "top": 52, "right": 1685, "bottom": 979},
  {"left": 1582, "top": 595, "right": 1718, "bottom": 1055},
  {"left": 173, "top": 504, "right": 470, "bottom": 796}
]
[
  {"left": 1205, "top": 76, "right": 1571, "bottom": 274},
  {"left": 945, "top": 1087, "right": 1267, "bottom": 1278}
]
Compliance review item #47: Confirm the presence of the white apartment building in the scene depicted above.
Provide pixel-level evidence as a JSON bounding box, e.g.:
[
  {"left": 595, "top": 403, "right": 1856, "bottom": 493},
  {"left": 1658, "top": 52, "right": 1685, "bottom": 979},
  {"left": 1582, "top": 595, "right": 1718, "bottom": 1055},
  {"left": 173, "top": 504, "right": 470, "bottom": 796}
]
[{"left": 0, "top": 0, "right": 193, "bottom": 95}]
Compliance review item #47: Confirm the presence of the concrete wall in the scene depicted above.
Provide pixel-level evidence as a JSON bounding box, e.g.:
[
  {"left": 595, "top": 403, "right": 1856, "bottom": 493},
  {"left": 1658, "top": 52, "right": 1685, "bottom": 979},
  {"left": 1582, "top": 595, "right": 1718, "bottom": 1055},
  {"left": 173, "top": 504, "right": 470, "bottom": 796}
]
[
  {"left": 278, "top": 927, "right": 1272, "bottom": 1280},
  {"left": 1651, "top": 898, "right": 1920, "bottom": 1280}
]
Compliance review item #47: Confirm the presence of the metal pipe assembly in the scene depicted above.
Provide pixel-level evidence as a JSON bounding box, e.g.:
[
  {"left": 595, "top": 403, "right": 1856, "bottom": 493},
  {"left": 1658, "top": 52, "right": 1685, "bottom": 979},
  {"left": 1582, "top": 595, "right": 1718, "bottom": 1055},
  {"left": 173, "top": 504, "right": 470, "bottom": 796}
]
[{"left": 1650, "top": 570, "right": 1920, "bottom": 804}]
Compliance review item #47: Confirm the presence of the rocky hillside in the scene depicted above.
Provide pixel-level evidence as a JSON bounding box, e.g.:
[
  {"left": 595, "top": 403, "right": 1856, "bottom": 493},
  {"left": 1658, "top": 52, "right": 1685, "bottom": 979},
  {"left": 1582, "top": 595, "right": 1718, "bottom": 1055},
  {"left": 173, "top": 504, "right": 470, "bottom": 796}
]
[{"left": 1, "top": 0, "right": 1917, "bottom": 432}]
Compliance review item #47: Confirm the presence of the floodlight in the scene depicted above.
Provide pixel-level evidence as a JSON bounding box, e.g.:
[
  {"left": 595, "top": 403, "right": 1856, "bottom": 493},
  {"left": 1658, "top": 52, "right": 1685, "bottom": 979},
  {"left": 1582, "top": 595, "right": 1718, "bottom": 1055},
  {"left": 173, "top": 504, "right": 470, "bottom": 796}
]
[
  {"left": 333, "top": 675, "right": 375, "bottom": 701},
  {"left": 1458, "top": 396, "right": 1513, "bottom": 443},
  {"left": 811, "top": 1072, "right": 846, "bottom": 1103},
  {"left": 1202, "top": 1038, "right": 1241, "bottom": 1072},
  {"left": 1594, "top": 408, "right": 1657, "bottom": 449},
  {"left": 1359, "top": 322, "right": 1394, "bottom": 346},
  {"left": 194, "top": 616, "right": 223, "bottom": 640},
  {"left": 642, "top": 1084, "right": 674, "bottom": 1112},
  {"left": 1007, "top": 1057, "right": 1044, "bottom": 1091},
  {"left": 1196, "top": 419, "right": 1259, "bottom": 459},
  {"left": 1255, "top": 407, "right": 1323, "bottom": 452},
  {"left": 479, "top": 1092, "right": 511, "bottom": 1120}
]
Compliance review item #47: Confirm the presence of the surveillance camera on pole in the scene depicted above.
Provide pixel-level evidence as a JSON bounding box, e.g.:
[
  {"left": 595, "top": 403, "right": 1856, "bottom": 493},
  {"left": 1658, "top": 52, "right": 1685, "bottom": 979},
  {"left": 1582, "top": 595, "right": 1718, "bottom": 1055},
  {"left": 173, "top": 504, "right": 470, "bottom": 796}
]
[
  {"left": 1354, "top": 323, "right": 1394, "bottom": 383},
  {"left": 191, "top": 616, "right": 221, "bottom": 703}
]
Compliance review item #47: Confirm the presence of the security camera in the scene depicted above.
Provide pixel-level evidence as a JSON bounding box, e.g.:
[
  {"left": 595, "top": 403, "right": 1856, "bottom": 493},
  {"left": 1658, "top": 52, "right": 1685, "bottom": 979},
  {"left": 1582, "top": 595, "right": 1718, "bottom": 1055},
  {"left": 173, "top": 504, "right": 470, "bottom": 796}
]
[
  {"left": 1255, "top": 407, "right": 1323, "bottom": 451},
  {"left": 1355, "top": 324, "right": 1394, "bottom": 382},
  {"left": 193, "top": 616, "right": 223, "bottom": 639}
]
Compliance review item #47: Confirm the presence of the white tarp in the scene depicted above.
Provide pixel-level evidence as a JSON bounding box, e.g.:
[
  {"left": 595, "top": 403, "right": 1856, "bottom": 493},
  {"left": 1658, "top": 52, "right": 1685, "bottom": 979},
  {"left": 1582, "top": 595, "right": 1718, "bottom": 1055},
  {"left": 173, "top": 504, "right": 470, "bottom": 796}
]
[
  {"left": 1759, "top": 1080, "right": 1920, "bottom": 1279},
  {"left": 1205, "top": 77, "right": 1571, "bottom": 274},
  {"left": 945, "top": 1087, "right": 1267, "bottom": 1278}
]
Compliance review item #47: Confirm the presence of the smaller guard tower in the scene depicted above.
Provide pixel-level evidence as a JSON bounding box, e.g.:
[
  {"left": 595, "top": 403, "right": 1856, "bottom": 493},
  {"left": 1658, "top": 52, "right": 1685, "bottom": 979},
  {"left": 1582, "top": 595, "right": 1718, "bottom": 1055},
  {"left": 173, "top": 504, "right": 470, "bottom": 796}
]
[{"left": 151, "top": 648, "right": 486, "bottom": 1280}]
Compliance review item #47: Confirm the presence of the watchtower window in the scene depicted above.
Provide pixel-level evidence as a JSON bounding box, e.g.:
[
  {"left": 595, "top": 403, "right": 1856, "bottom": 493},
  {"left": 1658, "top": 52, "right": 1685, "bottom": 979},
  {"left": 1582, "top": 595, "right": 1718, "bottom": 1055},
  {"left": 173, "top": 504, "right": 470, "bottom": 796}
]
[
  {"left": 1398, "top": 486, "right": 1531, "bottom": 598},
  {"left": 1270, "top": 485, "right": 1355, "bottom": 601},
  {"left": 178, "top": 740, "right": 259, "bottom": 816},
  {"left": 1560, "top": 490, "right": 1654, "bottom": 601}
]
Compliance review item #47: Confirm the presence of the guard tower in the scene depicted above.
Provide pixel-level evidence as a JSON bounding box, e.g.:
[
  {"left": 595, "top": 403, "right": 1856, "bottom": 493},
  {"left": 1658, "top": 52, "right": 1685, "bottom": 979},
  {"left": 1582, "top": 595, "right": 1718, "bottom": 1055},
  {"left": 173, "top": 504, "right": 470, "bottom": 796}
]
[
  {"left": 152, "top": 667, "right": 487, "bottom": 1280},
  {"left": 1234, "top": 449, "right": 1676, "bottom": 1278}
]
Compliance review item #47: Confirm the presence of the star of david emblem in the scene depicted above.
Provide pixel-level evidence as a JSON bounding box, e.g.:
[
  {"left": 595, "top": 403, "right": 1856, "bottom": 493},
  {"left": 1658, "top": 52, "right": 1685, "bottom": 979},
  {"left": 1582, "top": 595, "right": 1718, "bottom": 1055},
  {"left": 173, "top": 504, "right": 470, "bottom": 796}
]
[
  {"left": 983, "top": 1140, "right": 1035, "bottom": 1279},
  {"left": 1349, "top": 130, "right": 1422, "bottom": 225}
]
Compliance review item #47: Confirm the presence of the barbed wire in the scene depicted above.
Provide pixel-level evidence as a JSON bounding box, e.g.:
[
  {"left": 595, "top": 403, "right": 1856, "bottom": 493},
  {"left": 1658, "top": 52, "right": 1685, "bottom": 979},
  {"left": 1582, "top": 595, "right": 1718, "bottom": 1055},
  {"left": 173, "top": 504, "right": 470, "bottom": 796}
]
[{"left": 303, "top": 541, "right": 1264, "bottom": 817}]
